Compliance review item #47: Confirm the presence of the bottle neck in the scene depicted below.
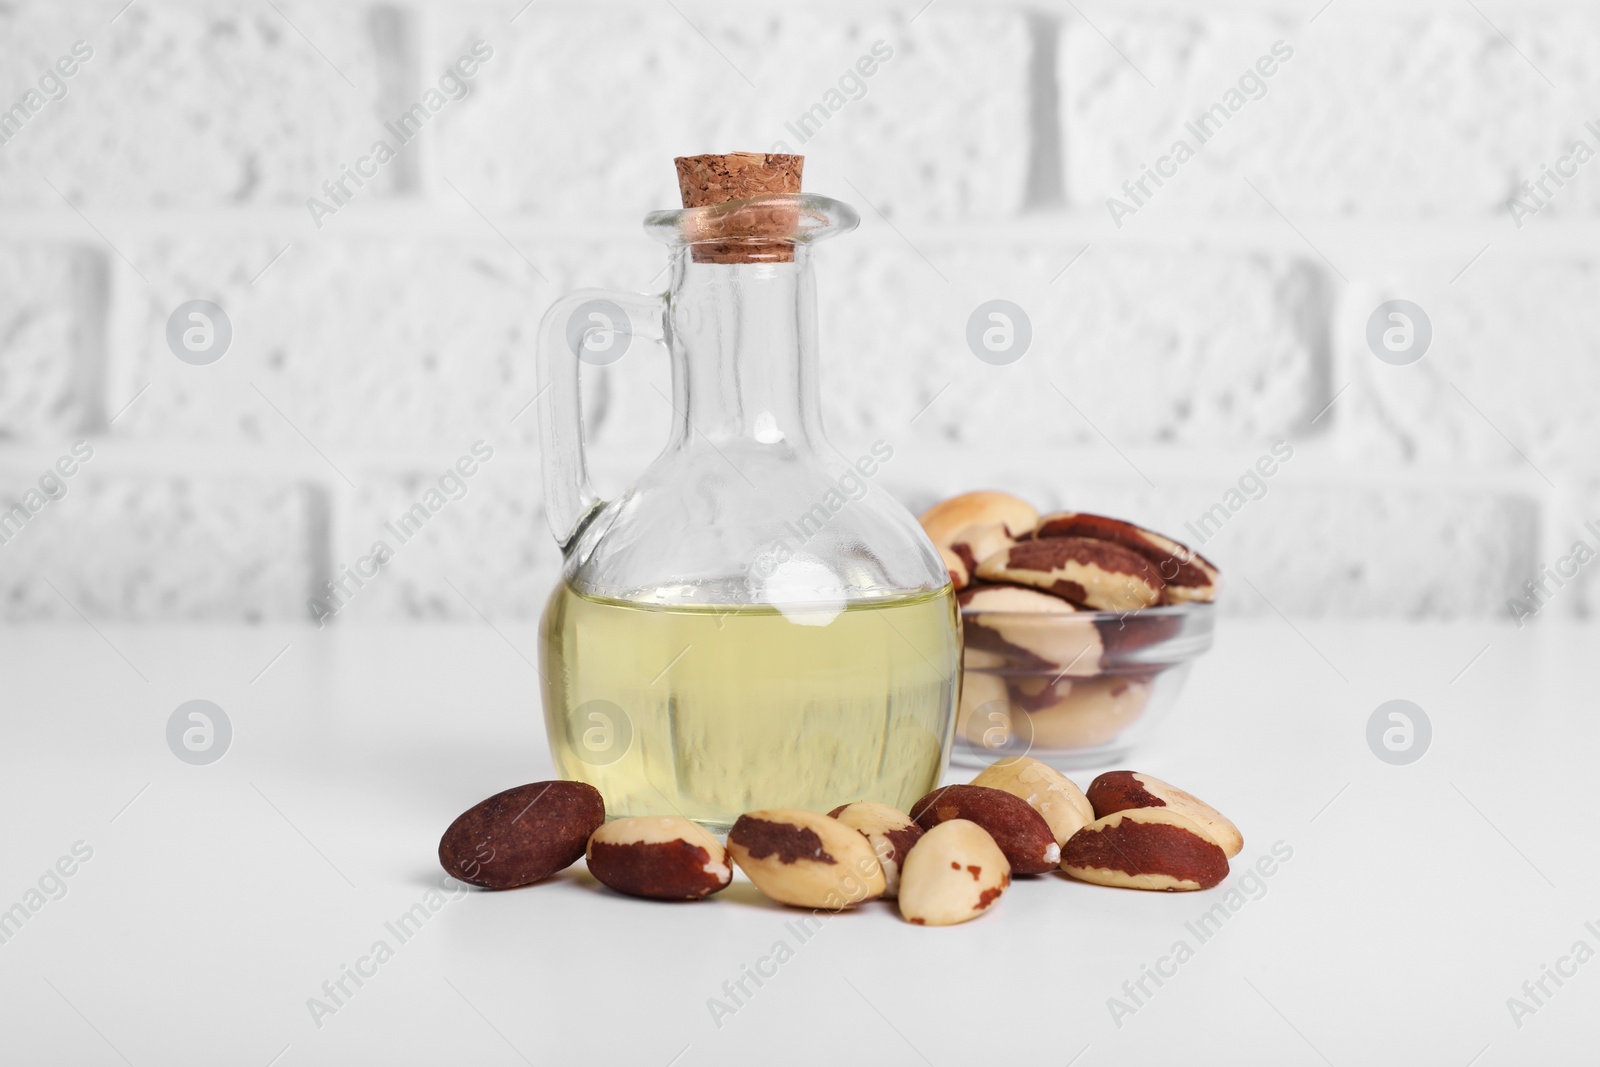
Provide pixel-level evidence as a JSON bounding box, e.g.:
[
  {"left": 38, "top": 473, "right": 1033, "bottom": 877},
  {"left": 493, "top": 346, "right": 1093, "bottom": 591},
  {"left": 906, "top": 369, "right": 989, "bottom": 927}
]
[{"left": 664, "top": 247, "right": 824, "bottom": 450}]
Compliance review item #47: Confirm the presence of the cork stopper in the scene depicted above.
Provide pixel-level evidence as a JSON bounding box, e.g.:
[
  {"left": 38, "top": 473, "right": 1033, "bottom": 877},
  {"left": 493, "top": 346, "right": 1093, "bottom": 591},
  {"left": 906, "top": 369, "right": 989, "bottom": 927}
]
[{"left": 673, "top": 153, "right": 804, "bottom": 264}]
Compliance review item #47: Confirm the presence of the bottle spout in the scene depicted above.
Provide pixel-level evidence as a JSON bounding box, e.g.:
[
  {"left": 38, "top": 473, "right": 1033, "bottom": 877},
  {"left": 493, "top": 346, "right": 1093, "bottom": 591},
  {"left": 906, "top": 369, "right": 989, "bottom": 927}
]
[{"left": 644, "top": 193, "right": 859, "bottom": 262}]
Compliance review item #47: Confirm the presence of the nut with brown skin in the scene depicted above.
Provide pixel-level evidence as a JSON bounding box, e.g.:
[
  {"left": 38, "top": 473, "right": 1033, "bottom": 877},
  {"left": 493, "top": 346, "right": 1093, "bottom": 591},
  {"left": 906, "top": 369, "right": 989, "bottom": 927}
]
[
  {"left": 918, "top": 491, "right": 1038, "bottom": 550},
  {"left": 1011, "top": 675, "right": 1153, "bottom": 750},
  {"left": 1032, "top": 512, "right": 1218, "bottom": 603},
  {"left": 1061, "top": 808, "right": 1229, "bottom": 890},
  {"left": 585, "top": 817, "right": 732, "bottom": 901},
  {"left": 439, "top": 781, "right": 605, "bottom": 889},
  {"left": 962, "top": 645, "right": 1007, "bottom": 670},
  {"left": 898, "top": 819, "right": 1011, "bottom": 926},
  {"left": 946, "top": 521, "right": 1017, "bottom": 578},
  {"left": 976, "top": 537, "right": 1164, "bottom": 612},
  {"left": 1086, "top": 771, "right": 1243, "bottom": 857},
  {"left": 827, "top": 802, "right": 924, "bottom": 898},
  {"left": 1096, "top": 611, "right": 1184, "bottom": 659},
  {"left": 954, "top": 671, "right": 1019, "bottom": 756},
  {"left": 970, "top": 757, "right": 1093, "bottom": 847},
  {"left": 939, "top": 547, "right": 970, "bottom": 591},
  {"left": 727, "top": 809, "right": 886, "bottom": 910},
  {"left": 910, "top": 784, "right": 1060, "bottom": 875},
  {"left": 958, "top": 584, "right": 1103, "bottom": 676},
  {"left": 958, "top": 584, "right": 1073, "bottom": 615}
]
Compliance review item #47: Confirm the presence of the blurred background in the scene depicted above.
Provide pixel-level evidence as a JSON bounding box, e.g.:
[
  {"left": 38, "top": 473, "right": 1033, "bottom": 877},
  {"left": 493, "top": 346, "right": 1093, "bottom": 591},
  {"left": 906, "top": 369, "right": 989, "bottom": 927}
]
[{"left": 1, "top": 0, "right": 1594, "bottom": 626}]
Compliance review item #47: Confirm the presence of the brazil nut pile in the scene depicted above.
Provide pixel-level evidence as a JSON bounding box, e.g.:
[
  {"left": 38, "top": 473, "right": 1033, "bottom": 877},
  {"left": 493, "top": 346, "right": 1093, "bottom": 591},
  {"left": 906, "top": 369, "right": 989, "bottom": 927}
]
[
  {"left": 920, "top": 490, "right": 1219, "bottom": 606},
  {"left": 438, "top": 761, "right": 1242, "bottom": 926},
  {"left": 921, "top": 491, "right": 1219, "bottom": 751}
]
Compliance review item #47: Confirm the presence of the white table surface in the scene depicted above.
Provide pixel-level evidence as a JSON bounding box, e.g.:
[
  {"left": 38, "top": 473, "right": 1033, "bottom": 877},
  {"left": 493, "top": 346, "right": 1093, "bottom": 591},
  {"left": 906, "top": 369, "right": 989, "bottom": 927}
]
[{"left": 0, "top": 619, "right": 1592, "bottom": 1066}]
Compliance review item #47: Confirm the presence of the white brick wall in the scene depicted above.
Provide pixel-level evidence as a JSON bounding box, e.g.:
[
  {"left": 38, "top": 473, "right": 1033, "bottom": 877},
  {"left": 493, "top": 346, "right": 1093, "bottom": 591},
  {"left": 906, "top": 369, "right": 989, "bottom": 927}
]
[
  {"left": 1061, "top": 9, "right": 1597, "bottom": 217},
  {"left": 0, "top": 4, "right": 408, "bottom": 208},
  {"left": 0, "top": 473, "right": 317, "bottom": 621},
  {"left": 0, "top": 244, "right": 102, "bottom": 438},
  {"left": 0, "top": 0, "right": 1591, "bottom": 623}
]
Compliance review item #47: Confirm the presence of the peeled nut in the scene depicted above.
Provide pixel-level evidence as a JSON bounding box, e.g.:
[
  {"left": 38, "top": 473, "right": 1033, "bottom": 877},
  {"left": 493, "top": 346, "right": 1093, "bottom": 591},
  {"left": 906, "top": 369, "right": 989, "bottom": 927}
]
[
  {"left": 827, "top": 802, "right": 924, "bottom": 898},
  {"left": 1061, "top": 808, "right": 1229, "bottom": 891},
  {"left": 585, "top": 816, "right": 732, "bottom": 900},
  {"left": 970, "top": 757, "right": 1093, "bottom": 847},
  {"left": 898, "top": 819, "right": 1011, "bottom": 926},
  {"left": 918, "top": 491, "right": 1037, "bottom": 548},
  {"left": 1033, "top": 511, "right": 1218, "bottom": 603},
  {"left": 1012, "top": 675, "right": 1153, "bottom": 749},
  {"left": 439, "top": 781, "right": 605, "bottom": 889},
  {"left": 1086, "top": 771, "right": 1243, "bottom": 858},
  {"left": 727, "top": 809, "right": 886, "bottom": 910},
  {"left": 939, "top": 546, "right": 970, "bottom": 591},
  {"left": 959, "top": 584, "right": 1103, "bottom": 676},
  {"left": 910, "top": 784, "right": 1060, "bottom": 875},
  {"left": 977, "top": 537, "right": 1164, "bottom": 612}
]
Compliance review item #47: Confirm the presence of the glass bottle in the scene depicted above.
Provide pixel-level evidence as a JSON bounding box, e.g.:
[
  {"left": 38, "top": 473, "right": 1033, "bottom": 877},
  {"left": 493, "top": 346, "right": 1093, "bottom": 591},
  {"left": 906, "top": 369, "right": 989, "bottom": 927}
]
[{"left": 536, "top": 154, "right": 959, "bottom": 829}]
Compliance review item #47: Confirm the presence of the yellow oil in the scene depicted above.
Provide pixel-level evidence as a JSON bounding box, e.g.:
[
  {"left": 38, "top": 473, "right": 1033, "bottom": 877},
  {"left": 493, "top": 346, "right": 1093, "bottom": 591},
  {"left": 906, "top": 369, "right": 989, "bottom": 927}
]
[{"left": 539, "top": 583, "right": 960, "bottom": 828}]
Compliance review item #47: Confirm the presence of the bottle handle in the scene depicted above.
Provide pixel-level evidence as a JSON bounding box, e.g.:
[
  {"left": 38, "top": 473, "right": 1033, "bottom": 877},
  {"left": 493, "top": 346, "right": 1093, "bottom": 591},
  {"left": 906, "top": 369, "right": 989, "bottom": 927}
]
[{"left": 536, "top": 288, "right": 667, "bottom": 552}]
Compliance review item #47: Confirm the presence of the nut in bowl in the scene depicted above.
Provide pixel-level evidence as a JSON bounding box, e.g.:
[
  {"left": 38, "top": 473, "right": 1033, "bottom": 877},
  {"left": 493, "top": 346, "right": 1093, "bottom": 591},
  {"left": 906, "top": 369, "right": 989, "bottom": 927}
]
[{"left": 919, "top": 493, "right": 1218, "bottom": 771}]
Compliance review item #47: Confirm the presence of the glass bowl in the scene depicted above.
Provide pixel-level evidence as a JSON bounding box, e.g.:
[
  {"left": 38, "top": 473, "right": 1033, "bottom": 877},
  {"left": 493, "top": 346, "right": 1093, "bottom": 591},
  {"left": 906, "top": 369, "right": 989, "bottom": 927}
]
[{"left": 950, "top": 601, "right": 1216, "bottom": 771}]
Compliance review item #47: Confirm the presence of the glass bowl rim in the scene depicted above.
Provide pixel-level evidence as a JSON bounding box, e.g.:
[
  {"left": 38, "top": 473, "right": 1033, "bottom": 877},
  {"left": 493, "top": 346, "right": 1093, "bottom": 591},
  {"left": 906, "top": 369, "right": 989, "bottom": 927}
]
[{"left": 959, "top": 600, "right": 1216, "bottom": 623}]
